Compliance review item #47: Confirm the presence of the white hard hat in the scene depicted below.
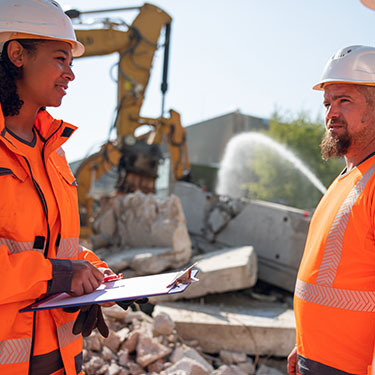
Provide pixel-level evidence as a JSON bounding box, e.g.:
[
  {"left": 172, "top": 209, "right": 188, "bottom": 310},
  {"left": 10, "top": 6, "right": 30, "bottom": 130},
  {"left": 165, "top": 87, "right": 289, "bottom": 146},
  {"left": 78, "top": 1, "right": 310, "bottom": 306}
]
[
  {"left": 0, "top": 0, "right": 84, "bottom": 57},
  {"left": 313, "top": 45, "right": 375, "bottom": 90},
  {"left": 361, "top": 0, "right": 375, "bottom": 10}
]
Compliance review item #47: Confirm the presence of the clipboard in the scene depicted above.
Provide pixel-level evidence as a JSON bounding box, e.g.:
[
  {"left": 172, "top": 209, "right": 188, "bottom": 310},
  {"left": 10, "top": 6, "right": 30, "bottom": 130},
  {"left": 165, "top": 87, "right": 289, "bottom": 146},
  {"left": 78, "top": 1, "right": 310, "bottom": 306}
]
[{"left": 20, "top": 264, "right": 199, "bottom": 313}]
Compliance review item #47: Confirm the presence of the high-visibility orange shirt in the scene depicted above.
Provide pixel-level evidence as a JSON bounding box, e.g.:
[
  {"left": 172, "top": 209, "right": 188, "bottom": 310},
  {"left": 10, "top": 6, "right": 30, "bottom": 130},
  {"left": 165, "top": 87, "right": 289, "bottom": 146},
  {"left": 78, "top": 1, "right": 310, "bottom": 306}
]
[{"left": 294, "top": 155, "right": 375, "bottom": 375}]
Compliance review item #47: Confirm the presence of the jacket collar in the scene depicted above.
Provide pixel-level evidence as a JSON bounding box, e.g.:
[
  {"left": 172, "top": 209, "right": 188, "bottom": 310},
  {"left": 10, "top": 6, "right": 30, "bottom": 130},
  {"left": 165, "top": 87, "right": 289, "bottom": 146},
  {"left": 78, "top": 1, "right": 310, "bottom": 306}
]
[{"left": 0, "top": 104, "right": 77, "bottom": 156}]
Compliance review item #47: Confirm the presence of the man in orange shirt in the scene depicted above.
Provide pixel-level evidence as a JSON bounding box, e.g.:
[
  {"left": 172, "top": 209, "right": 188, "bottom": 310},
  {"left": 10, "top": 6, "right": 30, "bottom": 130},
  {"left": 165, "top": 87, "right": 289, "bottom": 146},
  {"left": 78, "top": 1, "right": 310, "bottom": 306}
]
[{"left": 288, "top": 45, "right": 375, "bottom": 375}]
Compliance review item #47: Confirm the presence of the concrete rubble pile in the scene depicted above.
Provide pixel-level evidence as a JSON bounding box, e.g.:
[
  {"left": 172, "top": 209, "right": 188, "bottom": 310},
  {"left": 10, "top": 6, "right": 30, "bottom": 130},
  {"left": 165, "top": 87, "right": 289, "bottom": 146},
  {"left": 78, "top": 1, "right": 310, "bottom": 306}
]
[
  {"left": 89, "top": 182, "right": 310, "bottom": 292},
  {"left": 86, "top": 182, "right": 310, "bottom": 374},
  {"left": 91, "top": 191, "right": 192, "bottom": 275},
  {"left": 83, "top": 304, "right": 286, "bottom": 375}
]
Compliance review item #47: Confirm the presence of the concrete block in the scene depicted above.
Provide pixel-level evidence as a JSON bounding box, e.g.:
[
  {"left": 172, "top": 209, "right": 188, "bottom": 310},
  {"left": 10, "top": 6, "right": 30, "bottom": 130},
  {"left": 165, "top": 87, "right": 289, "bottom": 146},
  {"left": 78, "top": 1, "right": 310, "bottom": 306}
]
[
  {"left": 174, "top": 182, "right": 309, "bottom": 293},
  {"left": 153, "top": 312, "right": 175, "bottom": 336},
  {"left": 105, "top": 192, "right": 192, "bottom": 275},
  {"left": 219, "top": 350, "right": 247, "bottom": 365},
  {"left": 170, "top": 344, "right": 214, "bottom": 373},
  {"left": 147, "top": 358, "right": 165, "bottom": 373},
  {"left": 127, "top": 361, "right": 144, "bottom": 375},
  {"left": 151, "top": 246, "right": 257, "bottom": 302},
  {"left": 103, "top": 247, "right": 189, "bottom": 275},
  {"left": 136, "top": 335, "right": 172, "bottom": 367},
  {"left": 153, "top": 302, "right": 296, "bottom": 357},
  {"left": 84, "top": 356, "right": 105, "bottom": 374},
  {"left": 256, "top": 364, "right": 284, "bottom": 375},
  {"left": 101, "top": 346, "right": 116, "bottom": 361},
  {"left": 215, "top": 200, "right": 309, "bottom": 292},
  {"left": 174, "top": 182, "right": 208, "bottom": 235},
  {"left": 118, "top": 349, "right": 129, "bottom": 366},
  {"left": 162, "top": 357, "right": 210, "bottom": 375},
  {"left": 207, "top": 206, "right": 232, "bottom": 234},
  {"left": 213, "top": 365, "right": 247, "bottom": 375},
  {"left": 84, "top": 333, "right": 101, "bottom": 352},
  {"left": 102, "top": 331, "right": 121, "bottom": 353},
  {"left": 238, "top": 361, "right": 256, "bottom": 375},
  {"left": 92, "top": 207, "right": 117, "bottom": 237}
]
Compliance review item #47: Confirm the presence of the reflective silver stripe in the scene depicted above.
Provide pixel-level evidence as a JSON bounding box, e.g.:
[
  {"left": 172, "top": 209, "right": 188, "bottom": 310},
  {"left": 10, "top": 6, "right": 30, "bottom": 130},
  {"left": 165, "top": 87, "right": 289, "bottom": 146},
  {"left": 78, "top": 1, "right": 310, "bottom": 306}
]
[
  {"left": 0, "top": 238, "right": 35, "bottom": 254},
  {"left": 316, "top": 164, "right": 375, "bottom": 286},
  {"left": 56, "top": 237, "right": 81, "bottom": 258},
  {"left": 57, "top": 321, "right": 80, "bottom": 348},
  {"left": 55, "top": 147, "right": 66, "bottom": 158},
  {"left": 295, "top": 279, "right": 375, "bottom": 312},
  {"left": 0, "top": 338, "right": 32, "bottom": 365}
]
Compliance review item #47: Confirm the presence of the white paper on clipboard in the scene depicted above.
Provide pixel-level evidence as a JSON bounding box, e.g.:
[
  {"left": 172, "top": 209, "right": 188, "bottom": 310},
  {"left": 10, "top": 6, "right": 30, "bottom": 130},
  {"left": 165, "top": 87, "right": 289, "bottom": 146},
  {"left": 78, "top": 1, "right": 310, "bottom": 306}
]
[{"left": 20, "top": 266, "right": 199, "bottom": 313}]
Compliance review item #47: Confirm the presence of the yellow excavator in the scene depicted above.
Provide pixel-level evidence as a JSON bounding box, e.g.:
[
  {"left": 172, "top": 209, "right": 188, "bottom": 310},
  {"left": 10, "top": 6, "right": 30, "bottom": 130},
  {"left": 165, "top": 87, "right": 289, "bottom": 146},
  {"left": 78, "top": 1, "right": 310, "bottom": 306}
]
[{"left": 66, "top": 3, "right": 191, "bottom": 233}]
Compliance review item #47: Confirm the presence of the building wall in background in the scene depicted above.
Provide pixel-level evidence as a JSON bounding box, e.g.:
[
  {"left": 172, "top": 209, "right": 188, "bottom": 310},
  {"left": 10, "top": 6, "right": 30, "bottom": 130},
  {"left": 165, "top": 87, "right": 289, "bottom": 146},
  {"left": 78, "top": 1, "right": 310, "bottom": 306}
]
[
  {"left": 184, "top": 111, "right": 269, "bottom": 191},
  {"left": 186, "top": 111, "right": 269, "bottom": 167}
]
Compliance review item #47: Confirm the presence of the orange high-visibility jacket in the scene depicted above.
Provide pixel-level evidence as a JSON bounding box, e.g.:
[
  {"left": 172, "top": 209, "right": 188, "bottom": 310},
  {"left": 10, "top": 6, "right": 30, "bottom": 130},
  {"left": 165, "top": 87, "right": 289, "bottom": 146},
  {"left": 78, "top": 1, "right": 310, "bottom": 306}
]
[
  {"left": 294, "top": 155, "right": 375, "bottom": 375},
  {"left": 0, "top": 106, "right": 107, "bottom": 375}
]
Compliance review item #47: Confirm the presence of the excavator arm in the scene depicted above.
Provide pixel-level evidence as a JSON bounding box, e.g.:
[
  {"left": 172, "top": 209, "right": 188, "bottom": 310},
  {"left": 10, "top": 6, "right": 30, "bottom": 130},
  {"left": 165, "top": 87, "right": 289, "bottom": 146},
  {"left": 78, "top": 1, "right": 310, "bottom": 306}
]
[
  {"left": 68, "top": 3, "right": 190, "bottom": 228},
  {"left": 74, "top": 3, "right": 171, "bottom": 139}
]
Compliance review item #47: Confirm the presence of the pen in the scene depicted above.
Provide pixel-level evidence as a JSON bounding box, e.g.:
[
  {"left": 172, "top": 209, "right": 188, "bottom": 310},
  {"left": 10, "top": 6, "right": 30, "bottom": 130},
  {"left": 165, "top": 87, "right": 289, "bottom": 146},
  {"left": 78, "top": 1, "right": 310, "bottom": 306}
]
[{"left": 103, "top": 273, "right": 123, "bottom": 283}]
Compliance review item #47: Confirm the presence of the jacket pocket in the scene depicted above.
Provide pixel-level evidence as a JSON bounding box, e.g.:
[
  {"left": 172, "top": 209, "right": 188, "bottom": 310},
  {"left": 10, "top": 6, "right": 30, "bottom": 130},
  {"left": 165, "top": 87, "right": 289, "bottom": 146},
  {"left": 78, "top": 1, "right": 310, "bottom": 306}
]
[
  {"left": 51, "top": 155, "right": 77, "bottom": 187},
  {"left": 0, "top": 166, "right": 27, "bottom": 181}
]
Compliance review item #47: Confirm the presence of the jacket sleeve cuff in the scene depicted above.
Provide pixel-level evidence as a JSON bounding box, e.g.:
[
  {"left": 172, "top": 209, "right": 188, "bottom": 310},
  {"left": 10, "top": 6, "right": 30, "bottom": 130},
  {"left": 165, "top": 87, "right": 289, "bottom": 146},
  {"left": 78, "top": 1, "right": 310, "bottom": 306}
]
[{"left": 47, "top": 259, "right": 73, "bottom": 294}]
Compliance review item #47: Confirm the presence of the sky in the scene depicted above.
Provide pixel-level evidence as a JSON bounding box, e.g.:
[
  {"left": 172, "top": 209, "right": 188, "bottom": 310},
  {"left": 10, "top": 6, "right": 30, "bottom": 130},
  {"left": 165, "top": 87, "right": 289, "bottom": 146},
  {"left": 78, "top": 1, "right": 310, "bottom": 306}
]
[{"left": 50, "top": 0, "right": 375, "bottom": 162}]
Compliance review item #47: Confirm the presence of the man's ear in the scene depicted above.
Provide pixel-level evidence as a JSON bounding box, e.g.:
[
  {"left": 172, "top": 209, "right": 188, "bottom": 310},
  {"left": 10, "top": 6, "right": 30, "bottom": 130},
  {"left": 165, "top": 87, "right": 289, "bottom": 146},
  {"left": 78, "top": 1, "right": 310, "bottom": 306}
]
[{"left": 7, "top": 41, "right": 25, "bottom": 68}]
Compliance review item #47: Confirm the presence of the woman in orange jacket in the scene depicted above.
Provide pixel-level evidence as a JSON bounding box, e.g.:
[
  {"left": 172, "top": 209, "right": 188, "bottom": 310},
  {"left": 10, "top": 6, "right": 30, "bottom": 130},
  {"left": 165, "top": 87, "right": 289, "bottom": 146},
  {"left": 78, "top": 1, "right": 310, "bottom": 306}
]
[{"left": 0, "top": 1, "right": 115, "bottom": 374}]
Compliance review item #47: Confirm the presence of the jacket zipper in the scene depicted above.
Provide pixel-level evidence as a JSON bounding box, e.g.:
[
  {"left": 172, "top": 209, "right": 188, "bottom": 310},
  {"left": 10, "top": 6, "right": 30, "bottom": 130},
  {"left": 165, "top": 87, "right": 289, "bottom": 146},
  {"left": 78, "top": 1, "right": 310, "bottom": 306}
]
[
  {"left": 25, "top": 120, "right": 64, "bottom": 373},
  {"left": 24, "top": 157, "right": 51, "bottom": 373},
  {"left": 24, "top": 158, "right": 51, "bottom": 257}
]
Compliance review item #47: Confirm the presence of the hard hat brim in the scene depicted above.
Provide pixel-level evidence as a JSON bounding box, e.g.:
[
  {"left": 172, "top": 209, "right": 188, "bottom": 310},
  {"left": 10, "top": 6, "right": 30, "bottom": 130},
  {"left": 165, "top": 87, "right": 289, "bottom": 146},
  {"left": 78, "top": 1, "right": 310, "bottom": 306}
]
[
  {"left": 0, "top": 32, "right": 84, "bottom": 57},
  {"left": 313, "top": 79, "right": 375, "bottom": 91}
]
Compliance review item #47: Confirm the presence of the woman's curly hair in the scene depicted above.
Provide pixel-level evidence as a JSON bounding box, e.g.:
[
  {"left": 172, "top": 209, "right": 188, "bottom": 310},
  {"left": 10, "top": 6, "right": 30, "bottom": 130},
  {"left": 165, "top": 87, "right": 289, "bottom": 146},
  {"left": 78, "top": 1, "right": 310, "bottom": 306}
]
[{"left": 0, "top": 39, "right": 44, "bottom": 117}]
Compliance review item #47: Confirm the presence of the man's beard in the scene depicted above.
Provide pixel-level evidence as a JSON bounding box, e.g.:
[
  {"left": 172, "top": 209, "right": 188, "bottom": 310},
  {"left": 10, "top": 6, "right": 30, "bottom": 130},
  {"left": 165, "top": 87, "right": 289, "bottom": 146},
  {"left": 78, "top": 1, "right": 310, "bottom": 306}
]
[{"left": 320, "top": 127, "right": 351, "bottom": 160}]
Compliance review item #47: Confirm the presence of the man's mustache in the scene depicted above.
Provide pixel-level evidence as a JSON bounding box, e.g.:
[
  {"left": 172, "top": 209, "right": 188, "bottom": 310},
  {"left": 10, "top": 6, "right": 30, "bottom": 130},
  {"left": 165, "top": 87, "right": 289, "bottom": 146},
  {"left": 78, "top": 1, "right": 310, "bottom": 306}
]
[{"left": 328, "top": 118, "right": 347, "bottom": 126}]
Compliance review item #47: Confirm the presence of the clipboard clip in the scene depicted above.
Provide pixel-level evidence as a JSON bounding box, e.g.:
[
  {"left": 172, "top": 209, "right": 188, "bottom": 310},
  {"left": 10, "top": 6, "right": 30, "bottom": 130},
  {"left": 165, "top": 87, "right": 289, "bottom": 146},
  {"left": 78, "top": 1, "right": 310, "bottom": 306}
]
[{"left": 166, "top": 263, "right": 199, "bottom": 289}]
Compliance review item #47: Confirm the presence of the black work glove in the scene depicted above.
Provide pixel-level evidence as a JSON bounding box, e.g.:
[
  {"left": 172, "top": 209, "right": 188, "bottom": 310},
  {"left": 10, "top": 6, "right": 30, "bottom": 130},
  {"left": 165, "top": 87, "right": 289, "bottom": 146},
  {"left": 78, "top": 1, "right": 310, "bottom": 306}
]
[
  {"left": 63, "top": 304, "right": 109, "bottom": 338},
  {"left": 116, "top": 298, "right": 149, "bottom": 311}
]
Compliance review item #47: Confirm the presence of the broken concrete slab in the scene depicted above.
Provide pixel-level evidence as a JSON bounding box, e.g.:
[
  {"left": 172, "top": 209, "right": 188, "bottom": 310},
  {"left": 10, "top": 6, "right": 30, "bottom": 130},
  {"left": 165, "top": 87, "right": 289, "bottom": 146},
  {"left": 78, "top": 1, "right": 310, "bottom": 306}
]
[
  {"left": 174, "top": 182, "right": 309, "bottom": 292},
  {"left": 151, "top": 246, "right": 257, "bottom": 302},
  {"left": 153, "top": 301, "right": 296, "bottom": 357},
  {"left": 100, "top": 247, "right": 172, "bottom": 274},
  {"left": 214, "top": 200, "right": 309, "bottom": 292},
  {"left": 101, "top": 247, "right": 192, "bottom": 275}
]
